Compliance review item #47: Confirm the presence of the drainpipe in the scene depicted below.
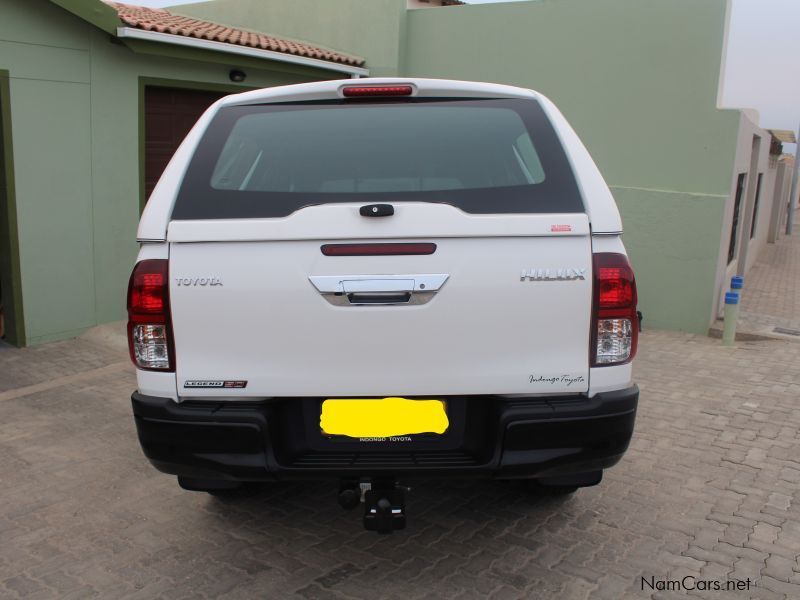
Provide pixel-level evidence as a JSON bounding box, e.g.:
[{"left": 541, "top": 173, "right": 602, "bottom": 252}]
[
  {"left": 722, "top": 292, "right": 740, "bottom": 346},
  {"left": 785, "top": 122, "right": 800, "bottom": 235}
]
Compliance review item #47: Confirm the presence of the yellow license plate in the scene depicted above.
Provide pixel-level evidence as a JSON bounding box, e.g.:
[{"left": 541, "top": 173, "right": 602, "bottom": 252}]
[{"left": 320, "top": 397, "right": 448, "bottom": 438}]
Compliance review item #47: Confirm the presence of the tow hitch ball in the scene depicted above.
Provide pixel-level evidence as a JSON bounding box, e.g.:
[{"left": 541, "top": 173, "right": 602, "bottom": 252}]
[{"left": 338, "top": 479, "right": 407, "bottom": 533}]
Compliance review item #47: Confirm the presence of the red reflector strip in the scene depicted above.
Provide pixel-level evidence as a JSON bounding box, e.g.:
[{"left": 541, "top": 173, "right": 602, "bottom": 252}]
[
  {"left": 342, "top": 85, "right": 413, "bottom": 98},
  {"left": 321, "top": 243, "right": 436, "bottom": 256}
]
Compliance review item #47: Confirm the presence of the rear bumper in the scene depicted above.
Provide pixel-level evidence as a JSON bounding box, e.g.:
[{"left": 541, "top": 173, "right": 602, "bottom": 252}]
[{"left": 131, "top": 386, "right": 638, "bottom": 481}]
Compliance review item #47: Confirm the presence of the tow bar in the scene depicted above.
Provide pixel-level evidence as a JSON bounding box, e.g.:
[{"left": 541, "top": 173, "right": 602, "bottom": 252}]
[{"left": 338, "top": 479, "right": 407, "bottom": 533}]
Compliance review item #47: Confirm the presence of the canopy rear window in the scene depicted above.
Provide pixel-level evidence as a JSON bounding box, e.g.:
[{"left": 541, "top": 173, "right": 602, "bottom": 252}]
[{"left": 172, "top": 98, "right": 583, "bottom": 219}]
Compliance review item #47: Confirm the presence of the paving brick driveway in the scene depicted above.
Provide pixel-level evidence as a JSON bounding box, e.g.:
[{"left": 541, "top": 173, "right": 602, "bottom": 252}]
[{"left": 1, "top": 327, "right": 799, "bottom": 599}]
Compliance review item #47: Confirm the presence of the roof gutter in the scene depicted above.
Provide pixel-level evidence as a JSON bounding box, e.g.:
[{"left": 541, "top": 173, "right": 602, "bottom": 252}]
[{"left": 116, "top": 27, "right": 369, "bottom": 78}]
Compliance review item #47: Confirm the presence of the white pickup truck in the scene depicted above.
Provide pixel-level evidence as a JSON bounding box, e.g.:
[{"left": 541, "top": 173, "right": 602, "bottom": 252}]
[{"left": 128, "top": 78, "right": 639, "bottom": 532}]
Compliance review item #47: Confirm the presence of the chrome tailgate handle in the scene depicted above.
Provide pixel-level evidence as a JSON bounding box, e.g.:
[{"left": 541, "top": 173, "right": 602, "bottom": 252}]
[
  {"left": 343, "top": 279, "right": 415, "bottom": 305},
  {"left": 346, "top": 292, "right": 413, "bottom": 305},
  {"left": 342, "top": 279, "right": 415, "bottom": 294},
  {"left": 309, "top": 274, "right": 448, "bottom": 306}
]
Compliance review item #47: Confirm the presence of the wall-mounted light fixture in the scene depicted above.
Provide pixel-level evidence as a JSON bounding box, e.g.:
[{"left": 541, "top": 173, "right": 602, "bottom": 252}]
[{"left": 229, "top": 69, "right": 247, "bottom": 83}]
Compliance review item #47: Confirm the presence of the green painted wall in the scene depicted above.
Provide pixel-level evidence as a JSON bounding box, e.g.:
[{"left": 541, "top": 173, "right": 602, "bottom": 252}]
[
  {"left": 402, "top": 0, "right": 741, "bottom": 332},
  {"left": 174, "top": 0, "right": 407, "bottom": 76},
  {"left": 1, "top": 0, "right": 327, "bottom": 344},
  {"left": 0, "top": 0, "right": 94, "bottom": 344},
  {"left": 613, "top": 188, "right": 728, "bottom": 332}
]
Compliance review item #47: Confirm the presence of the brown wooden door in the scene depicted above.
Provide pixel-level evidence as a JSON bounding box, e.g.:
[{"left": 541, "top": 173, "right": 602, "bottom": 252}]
[{"left": 144, "top": 86, "right": 227, "bottom": 199}]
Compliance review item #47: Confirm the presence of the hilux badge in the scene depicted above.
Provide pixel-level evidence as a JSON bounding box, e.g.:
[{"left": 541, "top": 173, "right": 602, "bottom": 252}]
[{"left": 520, "top": 268, "right": 586, "bottom": 281}]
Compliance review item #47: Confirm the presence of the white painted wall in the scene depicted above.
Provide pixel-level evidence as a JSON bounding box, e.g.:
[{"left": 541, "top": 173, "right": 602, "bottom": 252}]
[{"left": 712, "top": 111, "right": 789, "bottom": 320}]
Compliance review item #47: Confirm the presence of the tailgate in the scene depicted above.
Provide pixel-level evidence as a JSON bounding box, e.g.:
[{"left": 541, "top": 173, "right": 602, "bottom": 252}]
[{"left": 168, "top": 206, "right": 592, "bottom": 398}]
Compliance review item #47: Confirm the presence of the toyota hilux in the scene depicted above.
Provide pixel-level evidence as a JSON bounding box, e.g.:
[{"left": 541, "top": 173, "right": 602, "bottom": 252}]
[{"left": 128, "top": 78, "right": 639, "bottom": 532}]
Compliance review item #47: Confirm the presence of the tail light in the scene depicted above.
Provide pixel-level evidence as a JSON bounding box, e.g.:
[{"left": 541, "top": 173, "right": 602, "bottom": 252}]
[
  {"left": 321, "top": 243, "right": 437, "bottom": 256},
  {"left": 342, "top": 85, "right": 413, "bottom": 98},
  {"left": 126, "top": 259, "right": 174, "bottom": 371},
  {"left": 591, "top": 253, "right": 638, "bottom": 366}
]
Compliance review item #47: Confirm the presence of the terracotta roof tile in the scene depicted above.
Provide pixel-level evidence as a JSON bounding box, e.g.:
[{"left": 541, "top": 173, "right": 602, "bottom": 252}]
[{"left": 109, "top": 2, "right": 365, "bottom": 67}]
